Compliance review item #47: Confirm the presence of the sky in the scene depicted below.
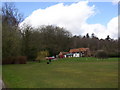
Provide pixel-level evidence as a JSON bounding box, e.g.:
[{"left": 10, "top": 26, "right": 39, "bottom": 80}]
[{"left": 12, "top": 1, "right": 119, "bottom": 39}]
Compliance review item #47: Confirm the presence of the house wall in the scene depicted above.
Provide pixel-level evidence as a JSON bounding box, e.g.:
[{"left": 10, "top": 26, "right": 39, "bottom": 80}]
[
  {"left": 64, "top": 55, "right": 66, "bottom": 58},
  {"left": 73, "top": 53, "right": 80, "bottom": 57},
  {"left": 70, "top": 52, "right": 87, "bottom": 57}
]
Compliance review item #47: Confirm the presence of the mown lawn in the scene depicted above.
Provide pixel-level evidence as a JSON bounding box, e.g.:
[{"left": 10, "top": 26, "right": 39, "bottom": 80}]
[{"left": 2, "top": 57, "right": 118, "bottom": 88}]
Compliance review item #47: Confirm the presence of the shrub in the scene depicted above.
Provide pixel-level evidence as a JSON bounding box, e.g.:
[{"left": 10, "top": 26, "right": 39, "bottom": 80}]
[
  {"left": 107, "top": 51, "right": 120, "bottom": 57},
  {"left": 15, "top": 56, "right": 27, "bottom": 64},
  {"left": 19, "top": 56, "right": 27, "bottom": 64},
  {"left": 2, "top": 56, "right": 27, "bottom": 64},
  {"left": 2, "top": 57, "right": 14, "bottom": 64},
  {"left": 95, "top": 50, "right": 108, "bottom": 59},
  {"left": 36, "top": 50, "right": 49, "bottom": 63}
]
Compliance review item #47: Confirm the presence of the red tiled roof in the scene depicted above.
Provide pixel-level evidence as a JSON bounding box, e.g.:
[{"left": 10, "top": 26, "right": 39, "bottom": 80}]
[
  {"left": 69, "top": 49, "right": 80, "bottom": 53},
  {"left": 69, "top": 48, "right": 89, "bottom": 53},
  {"left": 78, "top": 48, "right": 89, "bottom": 51}
]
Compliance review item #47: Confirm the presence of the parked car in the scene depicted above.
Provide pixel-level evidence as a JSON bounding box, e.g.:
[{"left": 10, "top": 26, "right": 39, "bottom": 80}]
[{"left": 46, "top": 56, "right": 55, "bottom": 60}]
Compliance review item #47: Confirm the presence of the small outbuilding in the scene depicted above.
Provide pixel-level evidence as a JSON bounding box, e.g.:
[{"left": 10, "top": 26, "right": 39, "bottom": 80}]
[{"left": 59, "top": 52, "right": 69, "bottom": 58}]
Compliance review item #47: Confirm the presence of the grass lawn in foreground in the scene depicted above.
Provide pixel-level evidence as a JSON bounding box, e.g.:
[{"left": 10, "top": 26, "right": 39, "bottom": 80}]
[{"left": 2, "top": 57, "right": 118, "bottom": 88}]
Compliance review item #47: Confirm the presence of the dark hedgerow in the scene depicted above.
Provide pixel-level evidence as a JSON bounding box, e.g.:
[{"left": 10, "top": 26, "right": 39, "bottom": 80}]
[
  {"left": 2, "top": 57, "right": 14, "bottom": 64},
  {"left": 2, "top": 56, "right": 27, "bottom": 65},
  {"left": 95, "top": 50, "right": 108, "bottom": 59}
]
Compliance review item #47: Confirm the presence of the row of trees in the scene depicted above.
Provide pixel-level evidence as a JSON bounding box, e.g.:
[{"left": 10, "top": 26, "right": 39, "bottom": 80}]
[
  {"left": 21, "top": 25, "right": 72, "bottom": 60},
  {"left": 2, "top": 3, "right": 119, "bottom": 62},
  {"left": 71, "top": 34, "right": 119, "bottom": 57}
]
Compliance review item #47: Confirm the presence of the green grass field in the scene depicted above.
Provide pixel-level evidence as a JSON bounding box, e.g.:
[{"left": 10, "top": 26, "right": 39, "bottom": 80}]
[{"left": 2, "top": 57, "right": 118, "bottom": 88}]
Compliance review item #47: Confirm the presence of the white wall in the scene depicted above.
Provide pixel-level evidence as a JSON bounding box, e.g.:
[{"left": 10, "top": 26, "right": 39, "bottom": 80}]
[
  {"left": 64, "top": 55, "right": 66, "bottom": 58},
  {"left": 73, "top": 53, "right": 80, "bottom": 57}
]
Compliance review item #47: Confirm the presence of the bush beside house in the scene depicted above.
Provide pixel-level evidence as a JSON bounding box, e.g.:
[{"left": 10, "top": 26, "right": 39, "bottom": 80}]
[{"left": 95, "top": 50, "right": 108, "bottom": 59}]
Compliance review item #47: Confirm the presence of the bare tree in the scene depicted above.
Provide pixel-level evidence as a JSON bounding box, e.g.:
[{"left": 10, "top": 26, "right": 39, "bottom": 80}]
[{"left": 2, "top": 3, "right": 23, "bottom": 27}]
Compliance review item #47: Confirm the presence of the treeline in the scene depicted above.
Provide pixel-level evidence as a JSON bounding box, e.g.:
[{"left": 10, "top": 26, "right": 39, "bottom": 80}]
[{"left": 2, "top": 3, "right": 119, "bottom": 61}]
